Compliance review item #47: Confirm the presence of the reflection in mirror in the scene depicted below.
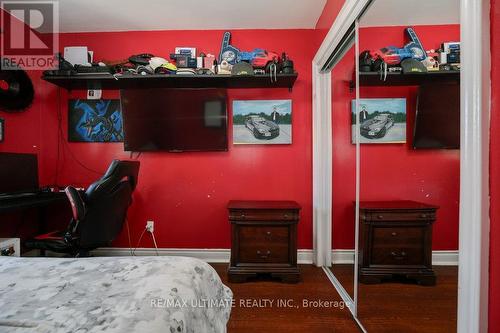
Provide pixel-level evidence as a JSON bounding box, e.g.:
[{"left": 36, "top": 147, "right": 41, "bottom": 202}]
[
  {"left": 327, "top": 42, "right": 357, "bottom": 302},
  {"left": 356, "top": 0, "right": 460, "bottom": 331}
]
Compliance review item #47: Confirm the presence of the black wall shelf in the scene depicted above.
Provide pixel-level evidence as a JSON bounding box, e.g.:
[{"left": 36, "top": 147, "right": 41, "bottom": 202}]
[
  {"left": 42, "top": 73, "right": 298, "bottom": 91},
  {"left": 350, "top": 70, "right": 460, "bottom": 90}
]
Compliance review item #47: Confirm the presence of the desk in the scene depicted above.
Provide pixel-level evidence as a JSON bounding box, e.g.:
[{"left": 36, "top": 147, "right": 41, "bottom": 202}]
[
  {"left": 0, "top": 192, "right": 69, "bottom": 244},
  {"left": 0, "top": 192, "right": 67, "bottom": 214}
]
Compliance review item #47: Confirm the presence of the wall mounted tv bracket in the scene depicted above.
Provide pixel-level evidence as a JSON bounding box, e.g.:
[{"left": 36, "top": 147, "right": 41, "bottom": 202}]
[{"left": 219, "top": 32, "right": 240, "bottom": 65}]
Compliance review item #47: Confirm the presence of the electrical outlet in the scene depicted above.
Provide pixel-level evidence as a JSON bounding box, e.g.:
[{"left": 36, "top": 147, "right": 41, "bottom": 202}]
[
  {"left": 146, "top": 220, "right": 154, "bottom": 233},
  {"left": 87, "top": 89, "right": 102, "bottom": 100}
]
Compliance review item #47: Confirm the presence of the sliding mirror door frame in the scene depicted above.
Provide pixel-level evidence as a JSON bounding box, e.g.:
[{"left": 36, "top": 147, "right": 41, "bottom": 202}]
[{"left": 312, "top": 0, "right": 491, "bottom": 331}]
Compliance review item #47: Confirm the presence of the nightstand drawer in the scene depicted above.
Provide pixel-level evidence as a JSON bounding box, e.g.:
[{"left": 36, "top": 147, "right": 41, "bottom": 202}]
[
  {"left": 371, "top": 227, "right": 425, "bottom": 265},
  {"left": 238, "top": 226, "right": 289, "bottom": 243},
  {"left": 237, "top": 226, "right": 289, "bottom": 263},
  {"left": 229, "top": 209, "right": 298, "bottom": 221},
  {"left": 370, "top": 246, "right": 424, "bottom": 266},
  {"left": 366, "top": 211, "right": 435, "bottom": 221},
  {"left": 238, "top": 244, "right": 289, "bottom": 263},
  {"left": 372, "top": 227, "right": 425, "bottom": 246}
]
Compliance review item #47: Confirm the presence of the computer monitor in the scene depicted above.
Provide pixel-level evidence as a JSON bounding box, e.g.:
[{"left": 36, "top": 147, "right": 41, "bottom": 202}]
[{"left": 0, "top": 152, "right": 39, "bottom": 194}]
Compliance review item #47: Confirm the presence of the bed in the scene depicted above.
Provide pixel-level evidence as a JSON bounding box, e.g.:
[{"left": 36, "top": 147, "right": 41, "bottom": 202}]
[{"left": 0, "top": 256, "right": 232, "bottom": 333}]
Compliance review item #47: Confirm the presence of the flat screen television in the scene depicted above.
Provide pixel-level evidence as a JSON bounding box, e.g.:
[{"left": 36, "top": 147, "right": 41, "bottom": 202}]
[
  {"left": 413, "top": 83, "right": 460, "bottom": 149},
  {"left": 0, "top": 152, "right": 38, "bottom": 194},
  {"left": 120, "top": 88, "right": 228, "bottom": 152}
]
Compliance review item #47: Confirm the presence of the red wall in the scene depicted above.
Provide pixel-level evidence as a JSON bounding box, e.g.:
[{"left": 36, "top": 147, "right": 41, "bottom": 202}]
[
  {"left": 489, "top": 0, "right": 500, "bottom": 331},
  {"left": 315, "top": 0, "right": 346, "bottom": 32},
  {"left": 332, "top": 25, "right": 461, "bottom": 250},
  {"left": 0, "top": 29, "right": 319, "bottom": 249}
]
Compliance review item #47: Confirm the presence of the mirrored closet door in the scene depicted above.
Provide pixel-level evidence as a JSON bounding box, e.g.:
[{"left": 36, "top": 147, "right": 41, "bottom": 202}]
[
  {"left": 354, "top": 0, "right": 460, "bottom": 331},
  {"left": 322, "top": 0, "right": 461, "bottom": 331},
  {"left": 324, "top": 21, "right": 359, "bottom": 310}
]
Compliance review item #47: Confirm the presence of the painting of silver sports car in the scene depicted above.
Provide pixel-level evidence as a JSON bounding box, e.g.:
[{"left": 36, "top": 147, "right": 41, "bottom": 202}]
[
  {"left": 233, "top": 100, "right": 292, "bottom": 144},
  {"left": 351, "top": 98, "right": 406, "bottom": 144},
  {"left": 360, "top": 114, "right": 394, "bottom": 139},
  {"left": 245, "top": 115, "right": 280, "bottom": 139}
]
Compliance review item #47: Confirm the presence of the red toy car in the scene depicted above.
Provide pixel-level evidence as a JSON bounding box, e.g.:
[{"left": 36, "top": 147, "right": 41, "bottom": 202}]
[{"left": 238, "top": 49, "right": 280, "bottom": 69}]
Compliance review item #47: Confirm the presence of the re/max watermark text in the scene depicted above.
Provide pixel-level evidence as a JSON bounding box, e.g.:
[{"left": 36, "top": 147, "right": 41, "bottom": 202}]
[{"left": 151, "top": 298, "right": 349, "bottom": 310}]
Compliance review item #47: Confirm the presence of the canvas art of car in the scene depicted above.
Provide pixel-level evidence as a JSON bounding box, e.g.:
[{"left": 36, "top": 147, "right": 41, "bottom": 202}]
[
  {"left": 68, "top": 99, "right": 124, "bottom": 143},
  {"left": 233, "top": 100, "right": 292, "bottom": 145},
  {"left": 360, "top": 114, "right": 395, "bottom": 139},
  {"left": 351, "top": 98, "right": 406, "bottom": 144},
  {"left": 245, "top": 115, "right": 280, "bottom": 140}
]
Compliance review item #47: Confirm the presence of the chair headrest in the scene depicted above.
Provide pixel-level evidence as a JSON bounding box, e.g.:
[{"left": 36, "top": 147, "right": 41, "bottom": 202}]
[{"left": 86, "top": 160, "right": 140, "bottom": 197}]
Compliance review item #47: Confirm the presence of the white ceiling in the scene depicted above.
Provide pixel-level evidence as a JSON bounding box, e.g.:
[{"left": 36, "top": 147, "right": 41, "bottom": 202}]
[
  {"left": 8, "top": 0, "right": 460, "bottom": 33},
  {"left": 50, "top": 0, "right": 327, "bottom": 33},
  {"left": 360, "top": 0, "right": 460, "bottom": 27}
]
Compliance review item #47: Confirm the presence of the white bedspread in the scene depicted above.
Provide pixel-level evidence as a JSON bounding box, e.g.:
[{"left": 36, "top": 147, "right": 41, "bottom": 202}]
[{"left": 0, "top": 256, "right": 232, "bottom": 333}]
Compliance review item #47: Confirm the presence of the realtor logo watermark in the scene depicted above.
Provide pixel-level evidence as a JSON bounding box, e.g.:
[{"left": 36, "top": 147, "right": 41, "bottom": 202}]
[{"left": 1, "top": 0, "right": 59, "bottom": 70}]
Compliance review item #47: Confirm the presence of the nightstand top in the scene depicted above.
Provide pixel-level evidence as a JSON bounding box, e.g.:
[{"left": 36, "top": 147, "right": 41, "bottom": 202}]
[
  {"left": 228, "top": 200, "right": 301, "bottom": 210},
  {"left": 357, "top": 200, "right": 439, "bottom": 210}
]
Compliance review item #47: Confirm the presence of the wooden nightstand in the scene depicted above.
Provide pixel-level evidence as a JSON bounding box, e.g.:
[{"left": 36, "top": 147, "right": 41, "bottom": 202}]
[
  {"left": 358, "top": 201, "right": 438, "bottom": 286},
  {"left": 228, "top": 200, "right": 301, "bottom": 283}
]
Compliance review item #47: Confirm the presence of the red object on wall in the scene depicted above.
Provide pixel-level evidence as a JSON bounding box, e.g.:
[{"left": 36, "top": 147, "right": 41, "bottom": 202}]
[
  {"left": 489, "top": 0, "right": 500, "bottom": 331},
  {"left": 0, "top": 29, "right": 319, "bottom": 250},
  {"left": 331, "top": 25, "right": 461, "bottom": 250}
]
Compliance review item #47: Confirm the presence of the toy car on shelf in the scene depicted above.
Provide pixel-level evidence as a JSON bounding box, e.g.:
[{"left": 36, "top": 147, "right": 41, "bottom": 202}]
[
  {"left": 371, "top": 46, "right": 416, "bottom": 66},
  {"left": 245, "top": 115, "right": 280, "bottom": 140},
  {"left": 238, "top": 49, "right": 280, "bottom": 70},
  {"left": 360, "top": 114, "right": 394, "bottom": 139},
  {"left": 367, "top": 27, "right": 427, "bottom": 67}
]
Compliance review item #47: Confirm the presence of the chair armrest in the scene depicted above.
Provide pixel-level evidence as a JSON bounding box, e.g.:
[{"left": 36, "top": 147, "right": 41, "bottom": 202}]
[{"left": 65, "top": 186, "right": 86, "bottom": 221}]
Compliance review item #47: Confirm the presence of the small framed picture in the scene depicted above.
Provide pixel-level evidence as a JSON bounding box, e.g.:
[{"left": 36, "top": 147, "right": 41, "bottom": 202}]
[
  {"left": 233, "top": 100, "right": 292, "bottom": 145},
  {"left": 0, "top": 118, "right": 4, "bottom": 142},
  {"left": 351, "top": 98, "right": 407, "bottom": 144}
]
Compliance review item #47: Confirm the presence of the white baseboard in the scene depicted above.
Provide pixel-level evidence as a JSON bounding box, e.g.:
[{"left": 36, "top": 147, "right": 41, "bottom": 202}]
[
  {"left": 91, "top": 248, "right": 458, "bottom": 266},
  {"left": 430, "top": 250, "right": 459, "bottom": 266},
  {"left": 331, "top": 249, "right": 354, "bottom": 264},
  {"left": 331, "top": 249, "right": 458, "bottom": 266},
  {"left": 91, "top": 248, "right": 314, "bottom": 264},
  {"left": 91, "top": 248, "right": 232, "bottom": 263}
]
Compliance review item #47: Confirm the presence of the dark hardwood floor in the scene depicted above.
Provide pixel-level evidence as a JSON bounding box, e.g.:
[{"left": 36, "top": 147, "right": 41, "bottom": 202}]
[
  {"left": 325, "top": 265, "right": 457, "bottom": 332},
  {"left": 331, "top": 263, "right": 355, "bottom": 297},
  {"left": 212, "top": 264, "right": 458, "bottom": 333},
  {"left": 211, "top": 264, "right": 360, "bottom": 333},
  {"left": 357, "top": 266, "right": 458, "bottom": 333}
]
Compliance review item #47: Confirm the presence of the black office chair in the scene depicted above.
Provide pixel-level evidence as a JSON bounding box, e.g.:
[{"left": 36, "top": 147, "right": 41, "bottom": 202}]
[{"left": 25, "top": 160, "right": 140, "bottom": 257}]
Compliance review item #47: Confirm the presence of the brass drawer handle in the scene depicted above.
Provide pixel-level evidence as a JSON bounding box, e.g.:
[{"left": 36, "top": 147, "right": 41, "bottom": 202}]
[
  {"left": 391, "top": 232, "right": 398, "bottom": 237},
  {"left": 266, "top": 231, "right": 272, "bottom": 236},
  {"left": 240, "top": 213, "right": 246, "bottom": 218},
  {"left": 377, "top": 215, "right": 384, "bottom": 219},
  {"left": 284, "top": 213, "right": 289, "bottom": 218},
  {"left": 257, "top": 250, "right": 271, "bottom": 259},
  {"left": 420, "top": 214, "right": 428, "bottom": 218}
]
